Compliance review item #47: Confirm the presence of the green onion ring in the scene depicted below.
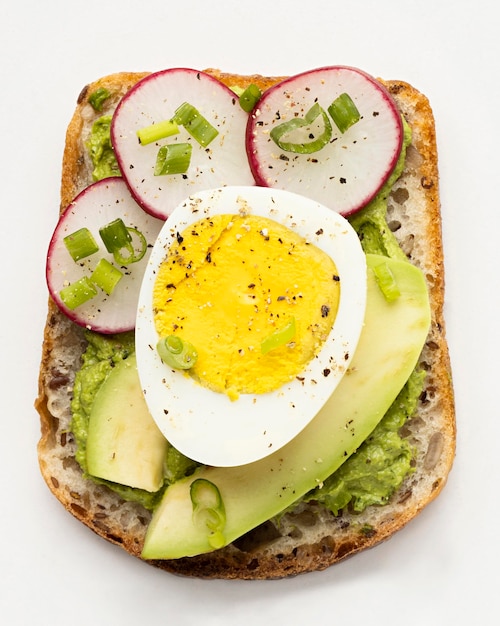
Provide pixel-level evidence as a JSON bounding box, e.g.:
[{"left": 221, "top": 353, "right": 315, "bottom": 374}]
[
  {"left": 111, "top": 227, "right": 148, "bottom": 265},
  {"left": 328, "top": 92, "right": 361, "bottom": 134},
  {"left": 270, "top": 103, "right": 332, "bottom": 154},
  {"left": 63, "top": 227, "right": 99, "bottom": 262},
  {"left": 59, "top": 276, "right": 97, "bottom": 310},
  {"left": 190, "top": 479, "right": 226, "bottom": 549},
  {"left": 90, "top": 258, "right": 123, "bottom": 295},
  {"left": 154, "top": 142, "right": 192, "bottom": 176},
  {"left": 239, "top": 84, "right": 262, "bottom": 112},
  {"left": 156, "top": 335, "right": 198, "bottom": 370},
  {"left": 173, "top": 102, "right": 219, "bottom": 147}
]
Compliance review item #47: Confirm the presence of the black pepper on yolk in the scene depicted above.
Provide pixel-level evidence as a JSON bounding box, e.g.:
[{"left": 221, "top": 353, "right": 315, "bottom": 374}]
[{"left": 153, "top": 213, "right": 340, "bottom": 399}]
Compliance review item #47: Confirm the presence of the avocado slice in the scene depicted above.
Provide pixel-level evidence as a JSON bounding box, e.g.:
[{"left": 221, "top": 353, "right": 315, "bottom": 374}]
[
  {"left": 141, "top": 254, "right": 431, "bottom": 559},
  {"left": 86, "top": 354, "right": 168, "bottom": 492}
]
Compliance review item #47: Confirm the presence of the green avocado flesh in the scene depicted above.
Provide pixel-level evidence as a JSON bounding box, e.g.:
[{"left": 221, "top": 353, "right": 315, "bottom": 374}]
[
  {"left": 141, "top": 254, "right": 430, "bottom": 559},
  {"left": 86, "top": 354, "right": 168, "bottom": 493}
]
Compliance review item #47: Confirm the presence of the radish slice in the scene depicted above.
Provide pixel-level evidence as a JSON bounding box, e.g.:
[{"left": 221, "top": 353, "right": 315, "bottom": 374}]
[
  {"left": 46, "top": 177, "right": 164, "bottom": 333},
  {"left": 246, "top": 66, "right": 403, "bottom": 216},
  {"left": 111, "top": 68, "right": 255, "bottom": 220}
]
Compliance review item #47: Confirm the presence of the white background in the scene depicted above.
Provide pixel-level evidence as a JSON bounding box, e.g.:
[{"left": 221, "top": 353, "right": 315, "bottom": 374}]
[{"left": 1, "top": 1, "right": 497, "bottom": 623}]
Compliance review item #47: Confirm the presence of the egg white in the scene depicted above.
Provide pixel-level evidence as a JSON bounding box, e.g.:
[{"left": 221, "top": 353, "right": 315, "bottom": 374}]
[{"left": 135, "top": 186, "right": 367, "bottom": 467}]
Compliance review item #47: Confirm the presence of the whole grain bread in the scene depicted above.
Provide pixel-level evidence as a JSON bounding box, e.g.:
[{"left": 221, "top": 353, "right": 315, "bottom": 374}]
[{"left": 35, "top": 69, "right": 455, "bottom": 579}]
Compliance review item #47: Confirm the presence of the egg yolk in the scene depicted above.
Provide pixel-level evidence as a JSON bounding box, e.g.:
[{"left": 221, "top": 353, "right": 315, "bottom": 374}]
[{"left": 153, "top": 213, "right": 340, "bottom": 399}]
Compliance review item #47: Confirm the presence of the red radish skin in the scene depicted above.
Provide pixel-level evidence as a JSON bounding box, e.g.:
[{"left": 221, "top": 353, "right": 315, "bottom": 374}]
[
  {"left": 111, "top": 68, "right": 255, "bottom": 220},
  {"left": 246, "top": 66, "right": 403, "bottom": 216},
  {"left": 46, "top": 177, "right": 164, "bottom": 333}
]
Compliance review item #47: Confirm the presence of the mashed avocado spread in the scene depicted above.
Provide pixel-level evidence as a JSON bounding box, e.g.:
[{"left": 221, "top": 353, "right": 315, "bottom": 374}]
[
  {"left": 71, "top": 113, "right": 424, "bottom": 516},
  {"left": 86, "top": 115, "right": 121, "bottom": 181}
]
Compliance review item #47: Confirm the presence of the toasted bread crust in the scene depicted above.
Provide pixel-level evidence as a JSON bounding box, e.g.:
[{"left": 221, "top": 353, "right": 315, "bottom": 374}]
[{"left": 35, "top": 68, "right": 455, "bottom": 579}]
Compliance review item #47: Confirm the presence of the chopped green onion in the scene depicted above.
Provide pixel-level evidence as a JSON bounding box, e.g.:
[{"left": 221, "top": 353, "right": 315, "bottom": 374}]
[
  {"left": 190, "top": 479, "right": 226, "bottom": 549},
  {"left": 239, "top": 84, "right": 262, "bottom": 112},
  {"left": 136, "top": 119, "right": 180, "bottom": 145},
  {"left": 59, "top": 276, "right": 97, "bottom": 310},
  {"left": 99, "top": 217, "right": 131, "bottom": 252},
  {"left": 99, "top": 218, "right": 147, "bottom": 264},
  {"left": 328, "top": 92, "right": 361, "bottom": 134},
  {"left": 270, "top": 103, "right": 332, "bottom": 154},
  {"left": 372, "top": 261, "right": 401, "bottom": 302},
  {"left": 63, "top": 227, "right": 99, "bottom": 261},
  {"left": 90, "top": 258, "right": 123, "bottom": 295},
  {"left": 261, "top": 316, "right": 296, "bottom": 354},
  {"left": 173, "top": 102, "right": 196, "bottom": 126},
  {"left": 156, "top": 334, "right": 198, "bottom": 369},
  {"left": 88, "top": 87, "right": 111, "bottom": 112},
  {"left": 154, "top": 143, "right": 192, "bottom": 176},
  {"left": 173, "top": 102, "right": 219, "bottom": 147}
]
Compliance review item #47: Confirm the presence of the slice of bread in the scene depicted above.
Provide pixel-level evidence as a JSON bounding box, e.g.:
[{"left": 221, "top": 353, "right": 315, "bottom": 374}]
[{"left": 35, "top": 68, "right": 455, "bottom": 579}]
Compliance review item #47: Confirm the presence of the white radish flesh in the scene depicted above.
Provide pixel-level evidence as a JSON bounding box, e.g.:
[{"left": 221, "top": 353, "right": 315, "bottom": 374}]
[
  {"left": 246, "top": 66, "right": 403, "bottom": 216},
  {"left": 46, "top": 177, "right": 164, "bottom": 333},
  {"left": 111, "top": 68, "right": 255, "bottom": 220}
]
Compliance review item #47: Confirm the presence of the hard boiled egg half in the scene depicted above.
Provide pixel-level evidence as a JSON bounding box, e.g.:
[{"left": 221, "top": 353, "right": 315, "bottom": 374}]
[{"left": 136, "top": 186, "right": 366, "bottom": 467}]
